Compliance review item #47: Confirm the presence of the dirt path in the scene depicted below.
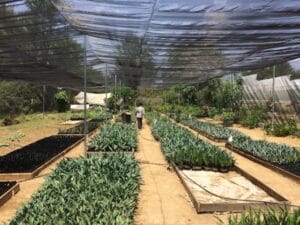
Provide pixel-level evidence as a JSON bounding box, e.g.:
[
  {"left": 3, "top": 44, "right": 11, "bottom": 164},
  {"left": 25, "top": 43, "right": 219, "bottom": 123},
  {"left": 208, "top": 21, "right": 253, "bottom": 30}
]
[
  {"left": 134, "top": 121, "right": 229, "bottom": 225},
  {"left": 178, "top": 122, "right": 300, "bottom": 206},
  {"left": 0, "top": 141, "right": 85, "bottom": 224}
]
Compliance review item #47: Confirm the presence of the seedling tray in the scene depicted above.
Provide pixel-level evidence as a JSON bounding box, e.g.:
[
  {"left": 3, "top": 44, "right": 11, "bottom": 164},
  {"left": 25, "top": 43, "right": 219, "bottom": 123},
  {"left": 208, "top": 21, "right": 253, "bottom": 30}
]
[
  {"left": 0, "top": 182, "right": 20, "bottom": 207},
  {"left": 226, "top": 143, "right": 300, "bottom": 183},
  {"left": 171, "top": 162, "right": 290, "bottom": 213},
  {"left": 0, "top": 135, "right": 84, "bottom": 181}
]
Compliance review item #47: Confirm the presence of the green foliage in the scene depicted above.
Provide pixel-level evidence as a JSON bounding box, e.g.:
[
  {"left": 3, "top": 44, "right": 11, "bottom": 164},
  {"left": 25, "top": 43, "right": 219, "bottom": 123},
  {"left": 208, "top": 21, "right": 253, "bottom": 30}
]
[
  {"left": 8, "top": 132, "right": 25, "bottom": 142},
  {"left": 241, "top": 105, "right": 267, "bottom": 128},
  {"left": 116, "top": 35, "right": 155, "bottom": 88},
  {"left": 90, "top": 112, "right": 113, "bottom": 122},
  {"left": 54, "top": 90, "right": 70, "bottom": 112},
  {"left": 199, "top": 78, "right": 222, "bottom": 106},
  {"left": 221, "top": 208, "right": 300, "bottom": 225},
  {"left": 207, "top": 107, "right": 220, "bottom": 118},
  {"left": 10, "top": 154, "right": 140, "bottom": 225},
  {"left": 179, "top": 115, "right": 241, "bottom": 140},
  {"left": 0, "top": 81, "right": 56, "bottom": 116},
  {"left": 230, "top": 135, "right": 300, "bottom": 165},
  {"left": 214, "top": 80, "right": 243, "bottom": 112},
  {"left": 0, "top": 143, "right": 9, "bottom": 148},
  {"left": 222, "top": 111, "right": 235, "bottom": 127},
  {"left": 108, "top": 86, "right": 136, "bottom": 112},
  {"left": 266, "top": 119, "right": 298, "bottom": 137},
  {"left": 164, "top": 85, "right": 197, "bottom": 105},
  {"left": 182, "top": 86, "right": 197, "bottom": 105},
  {"left": 156, "top": 104, "right": 205, "bottom": 117},
  {"left": 90, "top": 124, "right": 137, "bottom": 152},
  {"left": 147, "top": 113, "right": 234, "bottom": 170}
]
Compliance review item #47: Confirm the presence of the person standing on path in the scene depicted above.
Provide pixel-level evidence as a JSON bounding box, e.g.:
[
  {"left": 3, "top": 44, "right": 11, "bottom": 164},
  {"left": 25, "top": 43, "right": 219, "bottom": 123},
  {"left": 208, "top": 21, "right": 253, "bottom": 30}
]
[{"left": 136, "top": 102, "right": 145, "bottom": 129}]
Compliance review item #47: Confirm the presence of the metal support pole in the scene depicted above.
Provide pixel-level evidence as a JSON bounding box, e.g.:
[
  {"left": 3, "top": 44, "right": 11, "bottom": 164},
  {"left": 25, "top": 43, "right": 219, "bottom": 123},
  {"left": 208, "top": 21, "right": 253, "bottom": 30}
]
[
  {"left": 271, "top": 65, "right": 276, "bottom": 130},
  {"left": 105, "top": 64, "right": 108, "bottom": 109},
  {"left": 114, "top": 73, "right": 117, "bottom": 113},
  {"left": 83, "top": 35, "right": 88, "bottom": 156},
  {"left": 42, "top": 85, "right": 45, "bottom": 118}
]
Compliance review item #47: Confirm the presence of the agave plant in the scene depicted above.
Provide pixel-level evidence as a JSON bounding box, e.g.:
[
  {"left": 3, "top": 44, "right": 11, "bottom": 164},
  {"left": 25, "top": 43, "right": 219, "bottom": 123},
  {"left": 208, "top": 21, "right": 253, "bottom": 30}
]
[
  {"left": 179, "top": 114, "right": 241, "bottom": 140},
  {"left": 9, "top": 154, "right": 140, "bottom": 225},
  {"left": 220, "top": 208, "right": 300, "bottom": 225},
  {"left": 90, "top": 123, "right": 137, "bottom": 152},
  {"left": 230, "top": 135, "right": 300, "bottom": 165},
  {"left": 146, "top": 112, "right": 235, "bottom": 170}
]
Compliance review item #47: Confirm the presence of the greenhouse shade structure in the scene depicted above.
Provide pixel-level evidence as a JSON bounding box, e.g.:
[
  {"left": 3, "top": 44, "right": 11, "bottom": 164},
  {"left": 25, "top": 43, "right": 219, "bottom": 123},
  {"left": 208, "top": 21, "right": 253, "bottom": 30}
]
[{"left": 0, "top": 0, "right": 300, "bottom": 88}]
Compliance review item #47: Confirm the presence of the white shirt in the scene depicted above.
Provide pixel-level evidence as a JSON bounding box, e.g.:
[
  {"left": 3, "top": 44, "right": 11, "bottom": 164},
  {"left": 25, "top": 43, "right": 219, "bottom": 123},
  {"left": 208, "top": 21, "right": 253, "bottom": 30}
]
[{"left": 136, "top": 106, "right": 145, "bottom": 118}]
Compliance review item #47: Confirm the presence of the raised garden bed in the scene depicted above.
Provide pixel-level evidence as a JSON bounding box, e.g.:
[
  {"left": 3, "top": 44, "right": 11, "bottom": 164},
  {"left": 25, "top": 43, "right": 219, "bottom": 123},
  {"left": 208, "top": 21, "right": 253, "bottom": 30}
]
[
  {"left": 171, "top": 162, "right": 290, "bottom": 213},
  {"left": 9, "top": 154, "right": 140, "bottom": 224},
  {"left": 89, "top": 113, "right": 112, "bottom": 123},
  {"left": 58, "top": 121, "right": 99, "bottom": 135},
  {"left": 89, "top": 123, "right": 137, "bottom": 153},
  {"left": 0, "top": 135, "right": 83, "bottom": 181},
  {"left": 226, "top": 143, "right": 300, "bottom": 182},
  {"left": 0, "top": 182, "right": 20, "bottom": 207},
  {"left": 178, "top": 115, "right": 241, "bottom": 141},
  {"left": 146, "top": 112, "right": 234, "bottom": 171}
]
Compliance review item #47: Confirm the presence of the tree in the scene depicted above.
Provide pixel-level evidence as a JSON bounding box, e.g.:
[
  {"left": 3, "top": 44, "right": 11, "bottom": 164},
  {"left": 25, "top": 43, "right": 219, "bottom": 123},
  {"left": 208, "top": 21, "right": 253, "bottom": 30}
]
[
  {"left": 182, "top": 86, "right": 197, "bottom": 105},
  {"left": 199, "top": 78, "right": 222, "bottom": 106},
  {"left": 54, "top": 90, "right": 70, "bottom": 112},
  {"left": 166, "top": 46, "right": 226, "bottom": 86},
  {"left": 214, "top": 79, "right": 243, "bottom": 112},
  {"left": 115, "top": 35, "right": 155, "bottom": 88},
  {"left": 242, "top": 62, "right": 295, "bottom": 80},
  {"left": 113, "top": 87, "right": 135, "bottom": 105}
]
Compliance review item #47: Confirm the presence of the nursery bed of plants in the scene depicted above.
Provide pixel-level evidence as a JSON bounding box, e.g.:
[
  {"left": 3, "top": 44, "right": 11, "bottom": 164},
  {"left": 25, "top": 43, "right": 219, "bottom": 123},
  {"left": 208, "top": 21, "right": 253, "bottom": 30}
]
[
  {"left": 0, "top": 135, "right": 82, "bottom": 173},
  {"left": 58, "top": 121, "right": 99, "bottom": 135},
  {"left": 147, "top": 113, "right": 234, "bottom": 171},
  {"left": 89, "top": 112, "right": 113, "bottom": 122},
  {"left": 178, "top": 114, "right": 241, "bottom": 141},
  {"left": 174, "top": 113, "right": 300, "bottom": 179},
  {"left": 9, "top": 154, "right": 140, "bottom": 225},
  {"left": 227, "top": 135, "right": 300, "bottom": 178},
  {"left": 223, "top": 208, "right": 300, "bottom": 225},
  {"left": 0, "top": 181, "right": 19, "bottom": 207},
  {"left": 89, "top": 123, "right": 137, "bottom": 153},
  {"left": 0, "top": 182, "right": 17, "bottom": 197}
]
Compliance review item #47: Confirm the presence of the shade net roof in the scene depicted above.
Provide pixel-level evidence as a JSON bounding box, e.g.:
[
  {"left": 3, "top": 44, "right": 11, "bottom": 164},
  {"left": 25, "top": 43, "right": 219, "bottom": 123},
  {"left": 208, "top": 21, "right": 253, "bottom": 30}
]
[{"left": 1, "top": 0, "right": 300, "bottom": 89}]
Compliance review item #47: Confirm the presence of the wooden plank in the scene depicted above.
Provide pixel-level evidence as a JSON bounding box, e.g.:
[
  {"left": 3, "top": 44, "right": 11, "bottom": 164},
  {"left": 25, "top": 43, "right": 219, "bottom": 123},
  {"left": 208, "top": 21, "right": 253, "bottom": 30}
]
[
  {"left": 0, "top": 183, "right": 20, "bottom": 207},
  {"left": 171, "top": 162, "right": 290, "bottom": 213},
  {"left": 226, "top": 143, "right": 300, "bottom": 183}
]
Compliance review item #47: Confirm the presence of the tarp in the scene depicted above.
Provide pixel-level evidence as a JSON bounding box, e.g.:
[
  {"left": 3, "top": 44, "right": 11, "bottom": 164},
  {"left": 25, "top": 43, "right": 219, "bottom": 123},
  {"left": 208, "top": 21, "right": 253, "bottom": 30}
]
[
  {"left": 1, "top": 0, "right": 300, "bottom": 88},
  {"left": 74, "top": 92, "right": 111, "bottom": 105},
  {"left": 243, "top": 75, "right": 300, "bottom": 103}
]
